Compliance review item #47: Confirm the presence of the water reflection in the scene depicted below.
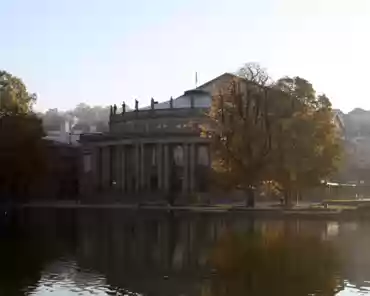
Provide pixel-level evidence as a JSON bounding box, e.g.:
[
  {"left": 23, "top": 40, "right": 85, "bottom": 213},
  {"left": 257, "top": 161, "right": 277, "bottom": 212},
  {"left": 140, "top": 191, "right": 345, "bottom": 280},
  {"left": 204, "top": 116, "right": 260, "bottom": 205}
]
[
  {"left": 1, "top": 209, "right": 370, "bottom": 295},
  {"left": 205, "top": 231, "right": 342, "bottom": 296}
]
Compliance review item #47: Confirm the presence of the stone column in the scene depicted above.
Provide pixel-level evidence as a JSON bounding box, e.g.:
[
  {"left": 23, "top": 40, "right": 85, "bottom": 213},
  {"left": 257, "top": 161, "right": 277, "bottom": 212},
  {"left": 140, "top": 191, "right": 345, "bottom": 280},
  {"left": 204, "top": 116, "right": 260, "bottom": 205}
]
[
  {"left": 97, "top": 147, "right": 103, "bottom": 190},
  {"left": 126, "top": 146, "right": 132, "bottom": 193},
  {"left": 164, "top": 144, "right": 169, "bottom": 192},
  {"left": 140, "top": 143, "right": 145, "bottom": 191},
  {"left": 207, "top": 144, "right": 211, "bottom": 168},
  {"left": 120, "top": 145, "right": 126, "bottom": 192},
  {"left": 135, "top": 143, "right": 140, "bottom": 192},
  {"left": 102, "top": 146, "right": 110, "bottom": 190},
  {"left": 91, "top": 147, "right": 99, "bottom": 188},
  {"left": 114, "top": 145, "right": 121, "bottom": 191},
  {"left": 183, "top": 144, "right": 189, "bottom": 194},
  {"left": 189, "top": 143, "right": 195, "bottom": 192},
  {"left": 157, "top": 143, "right": 162, "bottom": 190}
]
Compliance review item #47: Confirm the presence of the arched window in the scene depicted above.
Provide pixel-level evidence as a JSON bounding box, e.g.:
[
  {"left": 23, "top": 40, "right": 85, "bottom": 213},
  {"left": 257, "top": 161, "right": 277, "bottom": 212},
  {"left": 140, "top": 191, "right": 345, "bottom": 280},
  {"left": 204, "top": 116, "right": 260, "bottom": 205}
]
[{"left": 173, "top": 145, "right": 184, "bottom": 166}]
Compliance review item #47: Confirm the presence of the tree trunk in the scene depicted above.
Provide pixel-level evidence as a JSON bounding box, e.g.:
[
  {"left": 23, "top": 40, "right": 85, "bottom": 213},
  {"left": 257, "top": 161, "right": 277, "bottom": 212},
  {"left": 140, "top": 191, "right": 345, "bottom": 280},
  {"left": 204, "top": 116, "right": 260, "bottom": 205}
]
[
  {"left": 284, "top": 190, "right": 293, "bottom": 208},
  {"left": 245, "top": 187, "right": 255, "bottom": 208}
]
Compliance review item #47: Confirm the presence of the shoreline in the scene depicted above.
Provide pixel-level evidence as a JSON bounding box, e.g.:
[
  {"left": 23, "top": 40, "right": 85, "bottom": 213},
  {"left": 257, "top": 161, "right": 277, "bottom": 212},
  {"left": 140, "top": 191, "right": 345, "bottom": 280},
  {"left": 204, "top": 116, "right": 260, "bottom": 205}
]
[{"left": 12, "top": 201, "right": 365, "bottom": 219}]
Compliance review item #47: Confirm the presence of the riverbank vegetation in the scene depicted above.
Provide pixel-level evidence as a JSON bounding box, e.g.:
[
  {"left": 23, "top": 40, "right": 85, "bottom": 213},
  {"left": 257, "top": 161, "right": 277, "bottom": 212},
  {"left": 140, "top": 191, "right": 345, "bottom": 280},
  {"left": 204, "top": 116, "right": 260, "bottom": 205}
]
[{"left": 0, "top": 71, "right": 47, "bottom": 200}]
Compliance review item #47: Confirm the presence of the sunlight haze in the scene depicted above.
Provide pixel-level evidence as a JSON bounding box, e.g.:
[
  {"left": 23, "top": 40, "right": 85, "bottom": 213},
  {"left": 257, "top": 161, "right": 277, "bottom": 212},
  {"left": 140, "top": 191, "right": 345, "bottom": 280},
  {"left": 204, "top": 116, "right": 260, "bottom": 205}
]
[{"left": 0, "top": 0, "right": 369, "bottom": 112}]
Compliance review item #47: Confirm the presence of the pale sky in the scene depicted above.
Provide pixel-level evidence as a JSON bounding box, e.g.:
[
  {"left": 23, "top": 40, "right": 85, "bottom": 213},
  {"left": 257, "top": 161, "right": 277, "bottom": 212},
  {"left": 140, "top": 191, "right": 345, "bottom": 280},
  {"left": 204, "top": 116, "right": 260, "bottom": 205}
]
[{"left": 0, "top": 0, "right": 369, "bottom": 113}]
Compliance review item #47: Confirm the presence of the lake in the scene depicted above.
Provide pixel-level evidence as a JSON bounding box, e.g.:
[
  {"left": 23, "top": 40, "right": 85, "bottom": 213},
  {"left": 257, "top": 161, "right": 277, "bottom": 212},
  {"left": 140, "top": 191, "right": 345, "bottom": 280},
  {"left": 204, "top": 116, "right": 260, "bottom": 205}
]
[{"left": 1, "top": 208, "right": 369, "bottom": 296}]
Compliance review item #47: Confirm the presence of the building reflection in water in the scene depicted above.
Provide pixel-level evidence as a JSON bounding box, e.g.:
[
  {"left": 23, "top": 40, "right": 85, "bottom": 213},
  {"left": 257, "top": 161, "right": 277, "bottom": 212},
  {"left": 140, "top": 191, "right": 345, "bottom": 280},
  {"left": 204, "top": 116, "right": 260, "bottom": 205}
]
[{"left": 4, "top": 209, "right": 370, "bottom": 296}]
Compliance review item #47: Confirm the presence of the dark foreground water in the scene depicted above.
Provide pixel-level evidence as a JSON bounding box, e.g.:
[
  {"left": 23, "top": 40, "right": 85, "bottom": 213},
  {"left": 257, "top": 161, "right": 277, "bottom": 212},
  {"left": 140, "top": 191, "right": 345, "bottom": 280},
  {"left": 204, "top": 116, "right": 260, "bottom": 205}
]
[{"left": 1, "top": 209, "right": 370, "bottom": 296}]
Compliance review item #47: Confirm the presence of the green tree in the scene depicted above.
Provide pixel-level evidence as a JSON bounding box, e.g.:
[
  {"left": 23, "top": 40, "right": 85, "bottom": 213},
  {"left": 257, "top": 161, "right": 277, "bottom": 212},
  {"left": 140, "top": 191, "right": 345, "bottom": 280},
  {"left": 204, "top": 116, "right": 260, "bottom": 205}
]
[
  {"left": 0, "top": 71, "right": 36, "bottom": 115},
  {"left": 0, "top": 71, "right": 46, "bottom": 200}
]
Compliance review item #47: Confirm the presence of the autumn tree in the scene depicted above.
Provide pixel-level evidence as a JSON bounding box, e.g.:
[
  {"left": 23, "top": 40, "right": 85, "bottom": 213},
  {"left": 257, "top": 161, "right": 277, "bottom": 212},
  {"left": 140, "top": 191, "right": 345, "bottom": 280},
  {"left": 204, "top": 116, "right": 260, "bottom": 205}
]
[
  {"left": 204, "top": 63, "right": 342, "bottom": 205},
  {"left": 0, "top": 71, "right": 46, "bottom": 200},
  {"left": 271, "top": 77, "right": 342, "bottom": 204},
  {"left": 202, "top": 64, "right": 281, "bottom": 206},
  {"left": 204, "top": 78, "right": 274, "bottom": 189}
]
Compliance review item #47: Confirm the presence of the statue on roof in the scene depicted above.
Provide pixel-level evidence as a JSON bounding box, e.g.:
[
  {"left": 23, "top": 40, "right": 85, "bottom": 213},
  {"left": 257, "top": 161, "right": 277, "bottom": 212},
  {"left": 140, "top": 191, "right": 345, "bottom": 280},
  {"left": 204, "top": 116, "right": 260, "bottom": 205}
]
[
  {"left": 151, "top": 98, "right": 155, "bottom": 110},
  {"left": 121, "top": 102, "right": 126, "bottom": 115},
  {"left": 135, "top": 99, "right": 139, "bottom": 111},
  {"left": 113, "top": 104, "right": 117, "bottom": 115},
  {"left": 170, "top": 96, "right": 173, "bottom": 109}
]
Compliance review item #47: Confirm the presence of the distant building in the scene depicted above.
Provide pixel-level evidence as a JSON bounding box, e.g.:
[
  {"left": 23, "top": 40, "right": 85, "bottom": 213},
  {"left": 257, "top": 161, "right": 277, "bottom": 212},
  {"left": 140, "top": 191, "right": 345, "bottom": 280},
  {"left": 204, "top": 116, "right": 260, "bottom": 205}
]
[{"left": 43, "top": 120, "right": 98, "bottom": 145}]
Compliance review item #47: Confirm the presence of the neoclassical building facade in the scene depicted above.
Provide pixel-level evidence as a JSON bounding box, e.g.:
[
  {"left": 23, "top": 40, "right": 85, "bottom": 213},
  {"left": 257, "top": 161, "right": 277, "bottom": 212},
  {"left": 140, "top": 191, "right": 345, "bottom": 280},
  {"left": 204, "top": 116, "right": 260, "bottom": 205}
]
[
  {"left": 79, "top": 72, "right": 346, "bottom": 200},
  {"left": 79, "top": 73, "right": 233, "bottom": 198}
]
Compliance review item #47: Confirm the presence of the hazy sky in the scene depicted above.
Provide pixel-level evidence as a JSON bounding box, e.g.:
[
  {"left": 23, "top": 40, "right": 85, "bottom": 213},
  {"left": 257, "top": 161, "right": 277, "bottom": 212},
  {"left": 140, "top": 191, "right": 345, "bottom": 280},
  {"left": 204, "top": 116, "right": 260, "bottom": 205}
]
[{"left": 0, "top": 0, "right": 369, "bottom": 112}]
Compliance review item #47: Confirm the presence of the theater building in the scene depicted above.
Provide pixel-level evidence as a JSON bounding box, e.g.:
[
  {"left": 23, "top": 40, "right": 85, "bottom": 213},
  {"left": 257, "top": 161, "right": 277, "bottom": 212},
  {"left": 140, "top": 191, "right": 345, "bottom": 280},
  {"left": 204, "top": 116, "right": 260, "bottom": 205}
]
[{"left": 79, "top": 73, "right": 236, "bottom": 200}]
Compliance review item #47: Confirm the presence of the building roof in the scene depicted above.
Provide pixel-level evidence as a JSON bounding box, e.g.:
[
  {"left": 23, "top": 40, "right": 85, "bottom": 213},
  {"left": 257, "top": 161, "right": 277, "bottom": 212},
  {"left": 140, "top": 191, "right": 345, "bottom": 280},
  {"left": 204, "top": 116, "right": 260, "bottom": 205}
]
[
  {"left": 135, "top": 73, "right": 239, "bottom": 112},
  {"left": 138, "top": 89, "right": 212, "bottom": 111},
  {"left": 196, "top": 72, "right": 237, "bottom": 89},
  {"left": 42, "top": 138, "right": 80, "bottom": 149}
]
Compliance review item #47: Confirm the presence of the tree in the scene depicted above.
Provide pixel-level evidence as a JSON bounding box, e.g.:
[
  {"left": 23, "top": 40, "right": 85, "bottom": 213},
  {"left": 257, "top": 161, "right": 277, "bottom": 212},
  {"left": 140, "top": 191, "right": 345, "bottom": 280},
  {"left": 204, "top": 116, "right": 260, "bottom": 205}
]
[
  {"left": 0, "top": 71, "right": 36, "bottom": 115},
  {"left": 236, "top": 62, "right": 272, "bottom": 86},
  {"left": 0, "top": 71, "right": 46, "bottom": 200},
  {"left": 42, "top": 108, "right": 65, "bottom": 131},
  {"left": 202, "top": 63, "right": 282, "bottom": 207},
  {"left": 270, "top": 77, "right": 342, "bottom": 204},
  {"left": 204, "top": 63, "right": 342, "bottom": 205},
  {"left": 204, "top": 78, "right": 274, "bottom": 191},
  {"left": 39, "top": 103, "right": 112, "bottom": 133}
]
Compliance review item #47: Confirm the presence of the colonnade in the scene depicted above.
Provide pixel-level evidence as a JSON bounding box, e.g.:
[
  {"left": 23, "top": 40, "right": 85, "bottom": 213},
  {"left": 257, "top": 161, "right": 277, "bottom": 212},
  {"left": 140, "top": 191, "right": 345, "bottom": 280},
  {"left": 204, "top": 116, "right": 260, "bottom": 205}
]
[{"left": 90, "top": 142, "right": 209, "bottom": 194}]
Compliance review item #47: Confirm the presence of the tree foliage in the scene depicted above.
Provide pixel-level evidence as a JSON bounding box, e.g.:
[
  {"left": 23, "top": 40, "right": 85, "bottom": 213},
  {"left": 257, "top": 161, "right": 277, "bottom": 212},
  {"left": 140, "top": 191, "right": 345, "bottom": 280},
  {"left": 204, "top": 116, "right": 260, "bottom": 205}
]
[
  {"left": 236, "top": 62, "right": 272, "bottom": 86},
  {"left": 204, "top": 76, "right": 277, "bottom": 189},
  {"left": 0, "top": 71, "right": 36, "bottom": 115},
  {"left": 0, "top": 70, "right": 46, "bottom": 199},
  {"left": 40, "top": 103, "right": 113, "bottom": 133},
  {"left": 204, "top": 63, "right": 342, "bottom": 200},
  {"left": 269, "top": 77, "right": 342, "bottom": 201}
]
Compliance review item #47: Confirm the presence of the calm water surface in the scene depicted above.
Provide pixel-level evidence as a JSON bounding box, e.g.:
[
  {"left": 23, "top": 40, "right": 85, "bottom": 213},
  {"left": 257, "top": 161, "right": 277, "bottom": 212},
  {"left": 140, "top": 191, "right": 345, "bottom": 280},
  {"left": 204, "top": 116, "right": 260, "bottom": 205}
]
[{"left": 1, "top": 209, "right": 370, "bottom": 296}]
